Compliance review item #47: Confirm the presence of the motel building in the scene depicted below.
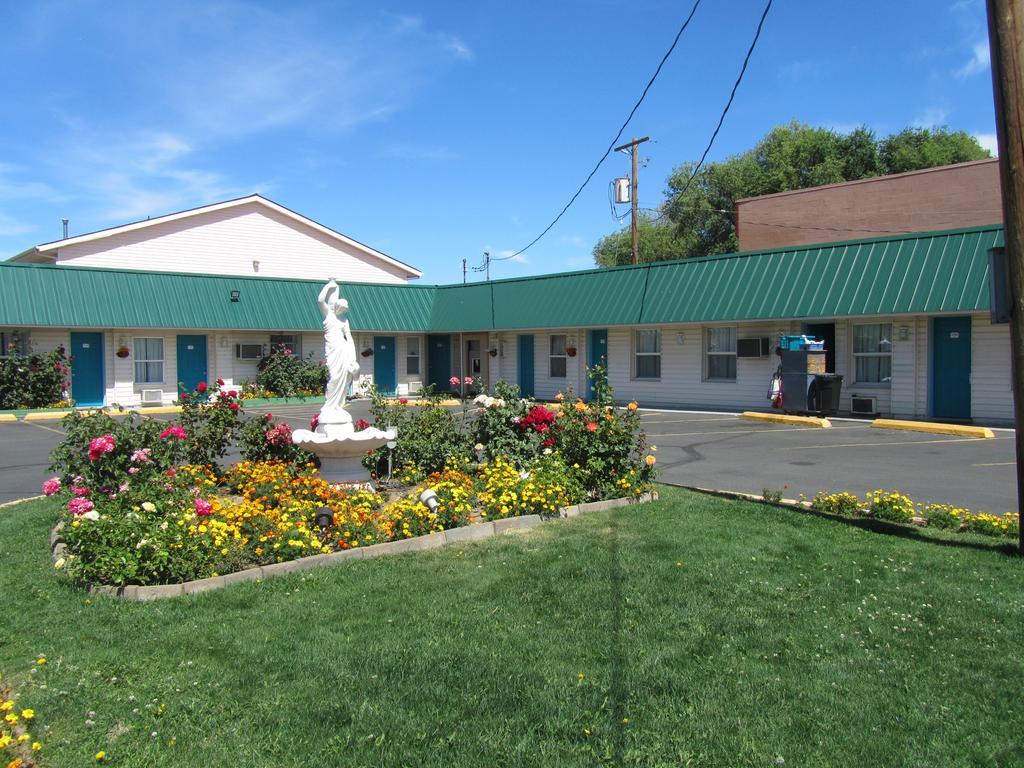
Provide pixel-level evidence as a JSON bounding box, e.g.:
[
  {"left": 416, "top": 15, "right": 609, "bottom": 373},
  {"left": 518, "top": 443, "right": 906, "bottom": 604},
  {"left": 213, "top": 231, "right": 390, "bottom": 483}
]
[{"left": 0, "top": 184, "right": 1012, "bottom": 425}]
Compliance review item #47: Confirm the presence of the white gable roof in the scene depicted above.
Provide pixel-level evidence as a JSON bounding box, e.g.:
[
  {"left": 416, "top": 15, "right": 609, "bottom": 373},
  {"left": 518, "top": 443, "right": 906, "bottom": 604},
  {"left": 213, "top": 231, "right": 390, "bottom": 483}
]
[{"left": 19, "top": 194, "right": 421, "bottom": 278}]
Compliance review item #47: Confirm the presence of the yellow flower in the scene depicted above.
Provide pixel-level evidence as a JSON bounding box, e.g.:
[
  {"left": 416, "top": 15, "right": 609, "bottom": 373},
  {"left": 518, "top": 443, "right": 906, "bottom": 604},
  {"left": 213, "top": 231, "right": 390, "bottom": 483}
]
[
  {"left": 645, "top": 455, "right": 656, "bottom": 466},
  {"left": 0, "top": 734, "right": 11, "bottom": 748},
  {"left": 20, "top": 708, "right": 33, "bottom": 719},
  {"left": 574, "top": 401, "right": 587, "bottom": 412},
  {"left": 96, "top": 751, "right": 107, "bottom": 762},
  {"left": 627, "top": 401, "right": 638, "bottom": 412},
  {"left": 31, "top": 742, "right": 41, "bottom": 751}
]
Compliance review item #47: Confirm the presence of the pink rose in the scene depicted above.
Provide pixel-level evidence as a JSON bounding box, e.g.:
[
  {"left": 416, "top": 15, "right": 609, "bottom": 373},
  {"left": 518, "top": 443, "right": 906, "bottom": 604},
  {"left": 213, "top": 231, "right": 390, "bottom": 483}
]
[
  {"left": 88, "top": 434, "right": 116, "bottom": 461},
  {"left": 160, "top": 425, "right": 187, "bottom": 440},
  {"left": 128, "top": 467, "right": 140, "bottom": 475},
  {"left": 449, "top": 376, "right": 460, "bottom": 388},
  {"left": 42, "top": 477, "right": 61, "bottom": 496},
  {"left": 67, "top": 497, "right": 95, "bottom": 516},
  {"left": 194, "top": 498, "right": 212, "bottom": 517},
  {"left": 71, "top": 485, "right": 90, "bottom": 497}
]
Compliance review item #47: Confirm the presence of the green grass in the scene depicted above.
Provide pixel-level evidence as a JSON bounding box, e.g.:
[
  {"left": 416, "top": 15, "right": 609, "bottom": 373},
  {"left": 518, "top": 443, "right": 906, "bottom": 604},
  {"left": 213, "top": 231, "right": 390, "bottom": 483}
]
[{"left": 2, "top": 488, "right": 1022, "bottom": 767}]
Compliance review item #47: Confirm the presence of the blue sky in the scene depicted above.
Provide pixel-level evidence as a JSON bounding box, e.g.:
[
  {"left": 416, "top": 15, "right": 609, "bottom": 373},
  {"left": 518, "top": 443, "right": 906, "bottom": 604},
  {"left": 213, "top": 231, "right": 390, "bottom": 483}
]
[{"left": 0, "top": 0, "right": 997, "bottom": 283}]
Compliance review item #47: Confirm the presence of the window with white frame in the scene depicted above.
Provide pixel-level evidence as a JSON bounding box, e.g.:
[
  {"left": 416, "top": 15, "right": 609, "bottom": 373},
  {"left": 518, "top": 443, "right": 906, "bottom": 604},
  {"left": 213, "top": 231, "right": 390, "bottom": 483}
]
[
  {"left": 133, "top": 337, "right": 164, "bottom": 384},
  {"left": 549, "top": 334, "right": 567, "bottom": 378},
  {"left": 853, "top": 322, "right": 892, "bottom": 384},
  {"left": 407, "top": 337, "right": 421, "bottom": 376},
  {"left": 0, "top": 330, "right": 27, "bottom": 358},
  {"left": 705, "top": 326, "right": 737, "bottom": 381},
  {"left": 270, "top": 334, "right": 300, "bottom": 357},
  {"left": 634, "top": 330, "right": 661, "bottom": 379}
]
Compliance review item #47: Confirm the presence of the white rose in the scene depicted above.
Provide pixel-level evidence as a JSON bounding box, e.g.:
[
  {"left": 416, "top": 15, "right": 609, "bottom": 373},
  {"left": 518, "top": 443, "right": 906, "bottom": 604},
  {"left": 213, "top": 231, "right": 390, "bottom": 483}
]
[
  {"left": 82, "top": 510, "right": 100, "bottom": 521},
  {"left": 141, "top": 502, "right": 157, "bottom": 513}
]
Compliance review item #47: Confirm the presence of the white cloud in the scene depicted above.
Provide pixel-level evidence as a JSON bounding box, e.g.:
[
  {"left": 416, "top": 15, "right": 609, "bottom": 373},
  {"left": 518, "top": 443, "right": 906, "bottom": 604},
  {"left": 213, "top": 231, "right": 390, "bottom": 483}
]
[
  {"left": 974, "top": 132, "right": 999, "bottom": 155},
  {"left": 444, "top": 37, "right": 473, "bottom": 60},
  {"left": 956, "top": 41, "right": 990, "bottom": 78},
  {"left": 913, "top": 107, "right": 949, "bottom": 128}
]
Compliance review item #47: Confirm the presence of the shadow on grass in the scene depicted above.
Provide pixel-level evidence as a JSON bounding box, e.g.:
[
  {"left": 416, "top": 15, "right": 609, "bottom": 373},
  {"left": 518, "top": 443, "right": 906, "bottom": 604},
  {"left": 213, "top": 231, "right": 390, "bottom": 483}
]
[
  {"left": 659, "top": 482, "right": 1021, "bottom": 558},
  {"left": 608, "top": 509, "right": 626, "bottom": 766}
]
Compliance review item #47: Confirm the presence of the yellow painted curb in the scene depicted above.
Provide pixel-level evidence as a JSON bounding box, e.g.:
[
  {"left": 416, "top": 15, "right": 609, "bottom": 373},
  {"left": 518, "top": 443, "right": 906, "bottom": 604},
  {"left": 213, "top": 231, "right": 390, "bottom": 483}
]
[
  {"left": 23, "top": 410, "right": 72, "bottom": 421},
  {"left": 740, "top": 411, "right": 832, "bottom": 428},
  {"left": 871, "top": 419, "right": 995, "bottom": 439},
  {"left": 134, "top": 406, "right": 182, "bottom": 415},
  {"left": 0, "top": 414, "right": 16, "bottom": 422}
]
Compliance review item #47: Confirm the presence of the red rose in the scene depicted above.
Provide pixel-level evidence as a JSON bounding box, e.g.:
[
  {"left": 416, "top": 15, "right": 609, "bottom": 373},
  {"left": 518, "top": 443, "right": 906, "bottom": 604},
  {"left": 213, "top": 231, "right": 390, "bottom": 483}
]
[
  {"left": 216, "top": 378, "right": 225, "bottom": 386},
  {"left": 230, "top": 402, "right": 239, "bottom": 412},
  {"left": 197, "top": 381, "right": 208, "bottom": 393},
  {"left": 228, "top": 390, "right": 238, "bottom": 398},
  {"left": 265, "top": 412, "right": 273, "bottom": 420}
]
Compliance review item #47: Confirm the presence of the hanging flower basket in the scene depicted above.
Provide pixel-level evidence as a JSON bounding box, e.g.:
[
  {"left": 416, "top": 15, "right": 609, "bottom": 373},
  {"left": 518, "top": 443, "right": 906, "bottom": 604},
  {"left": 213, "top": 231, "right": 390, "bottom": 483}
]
[
  {"left": 565, "top": 346, "right": 578, "bottom": 357},
  {"left": 116, "top": 346, "right": 130, "bottom": 358},
  {"left": 488, "top": 349, "right": 498, "bottom": 357},
  {"left": 361, "top": 348, "right": 373, "bottom": 358}
]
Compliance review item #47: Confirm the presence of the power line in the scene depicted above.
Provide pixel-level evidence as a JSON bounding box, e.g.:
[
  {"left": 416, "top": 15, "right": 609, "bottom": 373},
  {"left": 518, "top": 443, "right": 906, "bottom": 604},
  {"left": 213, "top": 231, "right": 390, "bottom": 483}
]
[
  {"left": 655, "top": 0, "right": 774, "bottom": 224},
  {"left": 490, "top": 0, "right": 703, "bottom": 262}
]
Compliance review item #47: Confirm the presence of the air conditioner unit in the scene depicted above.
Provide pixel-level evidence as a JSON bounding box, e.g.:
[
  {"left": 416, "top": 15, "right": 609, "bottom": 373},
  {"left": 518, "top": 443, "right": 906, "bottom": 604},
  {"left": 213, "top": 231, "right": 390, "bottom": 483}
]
[
  {"left": 141, "top": 389, "right": 164, "bottom": 406},
  {"left": 736, "top": 337, "right": 771, "bottom": 358},
  {"left": 235, "top": 343, "right": 264, "bottom": 360},
  {"left": 851, "top": 395, "right": 877, "bottom": 416}
]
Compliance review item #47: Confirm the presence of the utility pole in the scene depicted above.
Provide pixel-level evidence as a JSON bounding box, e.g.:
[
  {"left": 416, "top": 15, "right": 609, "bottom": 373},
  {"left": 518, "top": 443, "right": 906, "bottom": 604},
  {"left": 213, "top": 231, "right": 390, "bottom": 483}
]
[
  {"left": 484, "top": 251, "right": 491, "bottom": 281},
  {"left": 614, "top": 136, "right": 651, "bottom": 264},
  {"left": 986, "top": 0, "right": 1024, "bottom": 553},
  {"left": 462, "top": 258, "right": 467, "bottom": 284}
]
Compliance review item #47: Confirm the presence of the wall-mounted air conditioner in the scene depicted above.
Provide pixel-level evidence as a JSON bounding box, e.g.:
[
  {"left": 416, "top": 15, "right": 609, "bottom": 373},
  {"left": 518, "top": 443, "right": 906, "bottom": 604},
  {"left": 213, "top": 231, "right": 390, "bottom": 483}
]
[
  {"left": 141, "top": 389, "right": 164, "bottom": 406},
  {"left": 851, "top": 395, "right": 877, "bottom": 416},
  {"left": 736, "top": 337, "right": 771, "bottom": 358},
  {"left": 235, "top": 343, "right": 264, "bottom": 360}
]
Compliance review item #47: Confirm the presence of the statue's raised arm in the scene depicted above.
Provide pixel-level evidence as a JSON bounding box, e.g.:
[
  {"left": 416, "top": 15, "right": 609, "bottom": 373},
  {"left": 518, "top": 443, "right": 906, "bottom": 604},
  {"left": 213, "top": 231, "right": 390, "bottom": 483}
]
[{"left": 318, "top": 279, "right": 338, "bottom": 319}]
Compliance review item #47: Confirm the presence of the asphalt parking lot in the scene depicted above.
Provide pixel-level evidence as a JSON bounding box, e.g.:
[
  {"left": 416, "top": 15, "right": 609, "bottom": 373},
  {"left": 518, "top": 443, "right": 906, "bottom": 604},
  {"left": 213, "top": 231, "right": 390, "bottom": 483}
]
[{"left": 0, "top": 404, "right": 1017, "bottom": 513}]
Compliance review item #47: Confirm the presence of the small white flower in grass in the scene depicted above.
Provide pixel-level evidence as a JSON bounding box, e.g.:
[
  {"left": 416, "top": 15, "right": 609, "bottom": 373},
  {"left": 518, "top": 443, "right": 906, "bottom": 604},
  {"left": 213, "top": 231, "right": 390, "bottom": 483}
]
[{"left": 141, "top": 502, "right": 157, "bottom": 513}]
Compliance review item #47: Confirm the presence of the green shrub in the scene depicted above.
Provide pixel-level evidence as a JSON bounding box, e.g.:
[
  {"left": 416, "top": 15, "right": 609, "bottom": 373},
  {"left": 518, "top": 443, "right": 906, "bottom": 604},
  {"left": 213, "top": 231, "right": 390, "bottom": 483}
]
[
  {"left": 366, "top": 387, "right": 472, "bottom": 476},
  {"left": 0, "top": 346, "right": 70, "bottom": 409},
  {"left": 811, "top": 491, "right": 862, "bottom": 517},
  {"left": 176, "top": 382, "right": 243, "bottom": 468},
  {"left": 238, "top": 412, "right": 317, "bottom": 465},
  {"left": 920, "top": 503, "right": 966, "bottom": 530},
  {"left": 867, "top": 490, "right": 915, "bottom": 522},
  {"left": 472, "top": 380, "right": 535, "bottom": 467},
  {"left": 255, "top": 348, "right": 328, "bottom": 397}
]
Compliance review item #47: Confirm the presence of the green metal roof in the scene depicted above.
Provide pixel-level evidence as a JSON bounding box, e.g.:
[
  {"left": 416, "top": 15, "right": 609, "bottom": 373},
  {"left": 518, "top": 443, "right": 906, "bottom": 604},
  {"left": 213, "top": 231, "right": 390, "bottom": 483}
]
[{"left": 0, "top": 224, "right": 1004, "bottom": 332}]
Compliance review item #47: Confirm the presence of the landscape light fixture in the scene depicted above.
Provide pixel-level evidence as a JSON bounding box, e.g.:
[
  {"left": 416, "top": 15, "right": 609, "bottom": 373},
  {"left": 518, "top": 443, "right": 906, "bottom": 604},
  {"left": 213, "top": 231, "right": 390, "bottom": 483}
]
[
  {"left": 230, "top": 290, "right": 241, "bottom": 302},
  {"left": 315, "top": 507, "right": 334, "bottom": 532},
  {"left": 419, "top": 489, "right": 440, "bottom": 513}
]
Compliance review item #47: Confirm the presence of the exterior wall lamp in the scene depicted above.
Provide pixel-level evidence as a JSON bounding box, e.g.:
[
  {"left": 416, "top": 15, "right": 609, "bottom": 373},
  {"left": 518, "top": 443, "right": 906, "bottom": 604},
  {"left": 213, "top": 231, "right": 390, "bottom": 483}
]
[{"left": 230, "top": 290, "right": 241, "bottom": 302}]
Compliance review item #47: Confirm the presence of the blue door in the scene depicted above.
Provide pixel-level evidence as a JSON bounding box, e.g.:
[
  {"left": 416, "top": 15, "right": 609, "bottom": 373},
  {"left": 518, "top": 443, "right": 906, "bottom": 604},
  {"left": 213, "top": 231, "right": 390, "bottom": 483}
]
[
  {"left": 517, "top": 334, "right": 535, "bottom": 398},
  {"left": 374, "top": 336, "right": 396, "bottom": 395},
  {"left": 427, "top": 334, "right": 451, "bottom": 393},
  {"left": 176, "top": 335, "right": 208, "bottom": 396},
  {"left": 932, "top": 317, "right": 971, "bottom": 420},
  {"left": 70, "top": 332, "right": 104, "bottom": 407},
  {"left": 587, "top": 329, "right": 608, "bottom": 400}
]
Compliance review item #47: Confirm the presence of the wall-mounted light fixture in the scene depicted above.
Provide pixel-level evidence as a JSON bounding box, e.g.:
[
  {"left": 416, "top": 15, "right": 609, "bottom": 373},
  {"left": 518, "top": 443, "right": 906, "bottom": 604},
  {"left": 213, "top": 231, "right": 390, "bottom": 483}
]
[
  {"left": 252, "top": 260, "right": 260, "bottom": 273},
  {"left": 676, "top": 332, "right": 685, "bottom": 345},
  {"left": 898, "top": 325, "right": 911, "bottom": 341},
  {"left": 230, "top": 290, "right": 241, "bottom": 302}
]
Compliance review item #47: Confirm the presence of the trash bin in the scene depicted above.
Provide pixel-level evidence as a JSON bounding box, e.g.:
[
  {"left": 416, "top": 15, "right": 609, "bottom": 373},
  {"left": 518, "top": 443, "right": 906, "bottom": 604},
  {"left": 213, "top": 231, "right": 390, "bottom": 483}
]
[{"left": 809, "top": 373, "right": 843, "bottom": 415}]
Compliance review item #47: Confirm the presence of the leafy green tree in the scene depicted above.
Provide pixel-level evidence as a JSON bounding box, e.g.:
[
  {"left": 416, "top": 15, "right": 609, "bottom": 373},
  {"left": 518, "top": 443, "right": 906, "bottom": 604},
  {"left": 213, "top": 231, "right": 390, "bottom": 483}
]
[
  {"left": 878, "top": 127, "right": 990, "bottom": 175},
  {"left": 592, "top": 214, "right": 693, "bottom": 267},
  {"left": 594, "top": 122, "right": 991, "bottom": 265}
]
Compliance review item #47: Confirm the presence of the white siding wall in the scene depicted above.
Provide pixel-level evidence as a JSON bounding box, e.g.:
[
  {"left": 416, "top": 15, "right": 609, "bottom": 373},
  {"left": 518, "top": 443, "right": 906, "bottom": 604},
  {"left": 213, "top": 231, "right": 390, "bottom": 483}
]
[
  {"left": 972, "top": 315, "right": 1013, "bottom": 422},
  {"left": 26, "top": 329, "right": 68, "bottom": 355},
  {"left": 54, "top": 202, "right": 413, "bottom": 284}
]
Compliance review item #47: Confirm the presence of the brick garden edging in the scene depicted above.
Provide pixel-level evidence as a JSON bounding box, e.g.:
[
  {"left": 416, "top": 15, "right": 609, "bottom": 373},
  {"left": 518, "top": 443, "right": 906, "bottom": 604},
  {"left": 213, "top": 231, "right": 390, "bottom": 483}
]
[{"left": 49, "top": 491, "right": 658, "bottom": 601}]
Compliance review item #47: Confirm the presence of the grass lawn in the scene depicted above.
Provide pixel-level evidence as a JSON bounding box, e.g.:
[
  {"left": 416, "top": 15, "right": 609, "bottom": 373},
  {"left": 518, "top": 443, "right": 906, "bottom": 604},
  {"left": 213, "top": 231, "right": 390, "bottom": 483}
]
[{"left": 2, "top": 487, "right": 1022, "bottom": 767}]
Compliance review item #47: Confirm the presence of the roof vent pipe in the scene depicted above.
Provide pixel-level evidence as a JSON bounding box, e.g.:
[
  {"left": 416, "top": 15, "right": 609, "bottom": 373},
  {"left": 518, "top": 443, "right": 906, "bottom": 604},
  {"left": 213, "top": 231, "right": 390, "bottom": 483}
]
[{"left": 62, "top": 219, "right": 69, "bottom": 239}]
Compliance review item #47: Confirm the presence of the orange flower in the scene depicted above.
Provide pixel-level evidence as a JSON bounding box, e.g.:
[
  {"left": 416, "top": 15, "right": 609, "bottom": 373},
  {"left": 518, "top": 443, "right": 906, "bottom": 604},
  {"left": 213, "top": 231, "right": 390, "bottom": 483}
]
[
  {"left": 645, "top": 455, "right": 656, "bottom": 466},
  {"left": 574, "top": 401, "right": 587, "bottom": 413},
  {"left": 627, "top": 401, "right": 638, "bottom": 412},
  {"left": 586, "top": 422, "right": 598, "bottom": 432}
]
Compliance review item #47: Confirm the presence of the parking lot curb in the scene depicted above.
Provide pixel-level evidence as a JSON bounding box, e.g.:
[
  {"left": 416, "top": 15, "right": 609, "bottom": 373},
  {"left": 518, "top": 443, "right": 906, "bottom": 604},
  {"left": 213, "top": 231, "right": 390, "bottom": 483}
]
[
  {"left": 0, "top": 414, "right": 15, "bottom": 422},
  {"left": 870, "top": 419, "right": 995, "bottom": 439},
  {"left": 740, "top": 411, "right": 831, "bottom": 428},
  {"left": 23, "top": 410, "right": 72, "bottom": 421},
  {"left": 132, "top": 406, "right": 182, "bottom": 415}
]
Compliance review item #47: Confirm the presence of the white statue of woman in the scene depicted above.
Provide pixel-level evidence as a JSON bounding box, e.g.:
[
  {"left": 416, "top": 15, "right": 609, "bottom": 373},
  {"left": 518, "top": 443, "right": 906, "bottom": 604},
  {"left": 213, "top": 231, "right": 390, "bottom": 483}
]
[{"left": 318, "top": 278, "right": 360, "bottom": 425}]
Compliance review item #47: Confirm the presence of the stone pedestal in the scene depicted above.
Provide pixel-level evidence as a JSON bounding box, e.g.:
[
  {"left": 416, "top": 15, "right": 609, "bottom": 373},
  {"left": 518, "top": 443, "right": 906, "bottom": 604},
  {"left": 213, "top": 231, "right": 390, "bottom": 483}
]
[{"left": 292, "top": 420, "right": 396, "bottom": 485}]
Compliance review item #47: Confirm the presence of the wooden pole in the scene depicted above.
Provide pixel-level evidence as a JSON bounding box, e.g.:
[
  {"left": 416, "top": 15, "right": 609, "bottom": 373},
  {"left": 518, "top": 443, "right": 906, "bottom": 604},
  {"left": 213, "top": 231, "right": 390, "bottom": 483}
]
[
  {"left": 631, "top": 140, "right": 640, "bottom": 264},
  {"left": 986, "top": 0, "right": 1024, "bottom": 552},
  {"left": 614, "top": 136, "right": 651, "bottom": 265}
]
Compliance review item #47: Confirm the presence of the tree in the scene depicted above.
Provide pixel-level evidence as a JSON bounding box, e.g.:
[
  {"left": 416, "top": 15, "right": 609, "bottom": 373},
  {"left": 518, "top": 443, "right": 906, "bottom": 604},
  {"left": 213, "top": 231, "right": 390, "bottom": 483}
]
[
  {"left": 593, "top": 214, "right": 693, "bottom": 267},
  {"left": 593, "top": 122, "right": 992, "bottom": 265},
  {"left": 878, "top": 127, "right": 992, "bottom": 174}
]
